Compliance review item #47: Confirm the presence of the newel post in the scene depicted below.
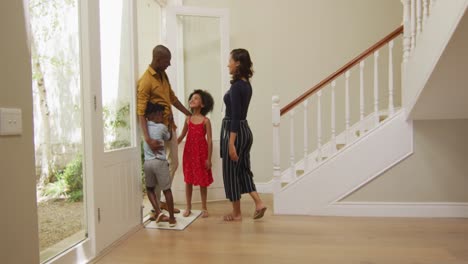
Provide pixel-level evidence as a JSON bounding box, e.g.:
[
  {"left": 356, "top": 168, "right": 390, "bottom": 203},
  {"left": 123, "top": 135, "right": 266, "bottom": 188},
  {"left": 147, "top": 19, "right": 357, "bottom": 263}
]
[{"left": 272, "top": 96, "right": 281, "bottom": 194}]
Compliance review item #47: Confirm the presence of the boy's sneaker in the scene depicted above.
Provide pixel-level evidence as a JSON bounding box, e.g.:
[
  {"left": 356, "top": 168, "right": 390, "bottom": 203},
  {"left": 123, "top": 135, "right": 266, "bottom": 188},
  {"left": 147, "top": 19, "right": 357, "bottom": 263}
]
[
  {"left": 149, "top": 210, "right": 158, "bottom": 221},
  {"left": 150, "top": 210, "right": 167, "bottom": 223},
  {"left": 168, "top": 218, "right": 177, "bottom": 227}
]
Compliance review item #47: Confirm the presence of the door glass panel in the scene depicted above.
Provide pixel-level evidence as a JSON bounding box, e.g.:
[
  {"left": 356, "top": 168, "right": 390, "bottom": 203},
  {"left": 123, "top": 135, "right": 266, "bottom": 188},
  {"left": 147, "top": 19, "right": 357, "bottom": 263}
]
[
  {"left": 28, "top": 0, "right": 87, "bottom": 262},
  {"left": 179, "top": 15, "right": 222, "bottom": 139},
  {"left": 99, "top": 0, "right": 134, "bottom": 151}
]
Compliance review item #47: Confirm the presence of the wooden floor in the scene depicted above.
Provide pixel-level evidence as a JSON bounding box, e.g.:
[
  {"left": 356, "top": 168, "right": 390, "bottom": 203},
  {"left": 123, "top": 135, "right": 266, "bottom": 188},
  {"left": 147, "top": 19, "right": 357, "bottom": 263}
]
[{"left": 95, "top": 194, "right": 468, "bottom": 264}]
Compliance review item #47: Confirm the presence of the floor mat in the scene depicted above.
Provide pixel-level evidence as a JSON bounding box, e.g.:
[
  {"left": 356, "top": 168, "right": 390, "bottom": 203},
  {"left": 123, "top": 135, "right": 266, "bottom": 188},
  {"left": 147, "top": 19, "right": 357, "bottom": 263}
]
[{"left": 144, "top": 210, "right": 202, "bottom": 231}]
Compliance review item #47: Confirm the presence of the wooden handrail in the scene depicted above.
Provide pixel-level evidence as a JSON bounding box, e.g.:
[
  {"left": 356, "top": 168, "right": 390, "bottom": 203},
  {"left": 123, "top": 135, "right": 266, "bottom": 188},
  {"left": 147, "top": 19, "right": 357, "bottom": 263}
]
[{"left": 280, "top": 25, "right": 403, "bottom": 116}]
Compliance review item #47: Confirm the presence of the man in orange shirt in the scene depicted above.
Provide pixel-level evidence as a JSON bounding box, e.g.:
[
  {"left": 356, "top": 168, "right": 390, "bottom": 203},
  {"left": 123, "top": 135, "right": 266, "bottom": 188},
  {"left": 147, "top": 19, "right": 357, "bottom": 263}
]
[{"left": 137, "top": 45, "right": 191, "bottom": 213}]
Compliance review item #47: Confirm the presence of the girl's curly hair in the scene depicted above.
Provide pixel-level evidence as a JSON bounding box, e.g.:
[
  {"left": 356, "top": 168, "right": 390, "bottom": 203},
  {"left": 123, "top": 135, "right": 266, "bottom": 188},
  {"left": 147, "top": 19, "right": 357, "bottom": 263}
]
[{"left": 188, "top": 89, "right": 214, "bottom": 116}]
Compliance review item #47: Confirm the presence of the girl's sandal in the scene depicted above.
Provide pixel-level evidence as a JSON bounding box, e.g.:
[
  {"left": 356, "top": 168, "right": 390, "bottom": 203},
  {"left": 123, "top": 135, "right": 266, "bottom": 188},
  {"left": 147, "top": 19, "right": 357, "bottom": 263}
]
[
  {"left": 183, "top": 210, "right": 191, "bottom": 217},
  {"left": 201, "top": 210, "right": 209, "bottom": 218}
]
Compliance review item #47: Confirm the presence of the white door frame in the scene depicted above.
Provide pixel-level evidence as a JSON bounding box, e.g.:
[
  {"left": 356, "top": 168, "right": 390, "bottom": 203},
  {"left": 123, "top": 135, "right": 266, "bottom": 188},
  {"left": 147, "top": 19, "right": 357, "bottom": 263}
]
[
  {"left": 165, "top": 6, "right": 230, "bottom": 130},
  {"left": 164, "top": 5, "right": 230, "bottom": 203}
]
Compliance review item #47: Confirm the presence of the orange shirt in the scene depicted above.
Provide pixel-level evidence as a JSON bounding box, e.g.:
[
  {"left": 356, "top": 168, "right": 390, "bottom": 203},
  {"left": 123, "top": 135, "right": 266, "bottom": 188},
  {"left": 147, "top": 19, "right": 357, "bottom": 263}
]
[{"left": 137, "top": 66, "right": 178, "bottom": 129}]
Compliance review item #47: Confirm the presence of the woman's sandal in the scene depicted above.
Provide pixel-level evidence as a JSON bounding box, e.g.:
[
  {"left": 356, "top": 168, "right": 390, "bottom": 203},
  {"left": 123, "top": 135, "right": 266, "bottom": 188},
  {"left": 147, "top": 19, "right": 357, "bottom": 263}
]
[{"left": 253, "top": 207, "right": 267, "bottom": 220}]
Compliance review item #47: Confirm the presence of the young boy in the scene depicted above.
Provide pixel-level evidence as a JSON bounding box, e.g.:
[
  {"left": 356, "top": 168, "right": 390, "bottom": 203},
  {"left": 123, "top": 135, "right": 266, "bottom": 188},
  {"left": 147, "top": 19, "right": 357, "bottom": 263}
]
[{"left": 143, "top": 102, "right": 177, "bottom": 227}]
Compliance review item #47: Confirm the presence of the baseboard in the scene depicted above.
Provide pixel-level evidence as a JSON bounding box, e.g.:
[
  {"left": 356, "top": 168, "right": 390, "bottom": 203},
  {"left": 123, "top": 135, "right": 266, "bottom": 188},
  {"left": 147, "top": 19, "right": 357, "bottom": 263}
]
[
  {"left": 172, "top": 186, "right": 227, "bottom": 203},
  {"left": 255, "top": 181, "right": 273, "bottom": 193},
  {"left": 318, "top": 202, "right": 468, "bottom": 218},
  {"left": 87, "top": 224, "right": 143, "bottom": 264}
]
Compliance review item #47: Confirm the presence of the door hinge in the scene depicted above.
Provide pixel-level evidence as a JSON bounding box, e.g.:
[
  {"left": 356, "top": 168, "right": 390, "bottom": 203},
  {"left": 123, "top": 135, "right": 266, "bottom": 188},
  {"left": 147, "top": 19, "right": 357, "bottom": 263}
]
[
  {"left": 98, "top": 208, "right": 101, "bottom": 223},
  {"left": 93, "top": 95, "right": 97, "bottom": 111}
]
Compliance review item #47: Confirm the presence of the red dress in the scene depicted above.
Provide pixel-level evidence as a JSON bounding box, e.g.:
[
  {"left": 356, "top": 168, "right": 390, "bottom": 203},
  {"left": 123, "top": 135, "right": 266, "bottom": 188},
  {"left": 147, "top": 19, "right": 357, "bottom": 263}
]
[{"left": 182, "top": 118, "right": 213, "bottom": 187}]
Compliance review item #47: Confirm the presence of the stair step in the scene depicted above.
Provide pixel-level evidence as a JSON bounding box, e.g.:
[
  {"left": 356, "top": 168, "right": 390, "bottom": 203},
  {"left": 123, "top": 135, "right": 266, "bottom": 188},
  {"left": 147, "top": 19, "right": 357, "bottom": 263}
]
[
  {"left": 296, "top": 170, "right": 304, "bottom": 177},
  {"left": 315, "top": 156, "right": 328, "bottom": 162},
  {"left": 281, "top": 182, "right": 288, "bottom": 188},
  {"left": 355, "top": 129, "right": 369, "bottom": 137},
  {"left": 379, "top": 115, "right": 388, "bottom": 122},
  {"left": 336, "top": 144, "right": 345, "bottom": 150}
]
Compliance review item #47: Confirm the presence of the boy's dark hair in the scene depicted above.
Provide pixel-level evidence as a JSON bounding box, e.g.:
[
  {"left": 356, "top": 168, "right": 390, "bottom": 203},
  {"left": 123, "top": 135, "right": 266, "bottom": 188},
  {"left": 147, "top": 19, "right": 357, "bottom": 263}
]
[
  {"left": 144, "top": 102, "right": 165, "bottom": 117},
  {"left": 188, "top": 89, "right": 214, "bottom": 116}
]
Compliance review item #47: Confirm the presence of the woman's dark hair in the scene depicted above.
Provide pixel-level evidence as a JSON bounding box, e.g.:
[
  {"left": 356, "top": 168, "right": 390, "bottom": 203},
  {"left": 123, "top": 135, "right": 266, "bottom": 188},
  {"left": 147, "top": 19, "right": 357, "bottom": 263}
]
[
  {"left": 230, "top": 48, "right": 253, "bottom": 84},
  {"left": 144, "top": 102, "right": 165, "bottom": 117},
  {"left": 188, "top": 89, "right": 214, "bottom": 116}
]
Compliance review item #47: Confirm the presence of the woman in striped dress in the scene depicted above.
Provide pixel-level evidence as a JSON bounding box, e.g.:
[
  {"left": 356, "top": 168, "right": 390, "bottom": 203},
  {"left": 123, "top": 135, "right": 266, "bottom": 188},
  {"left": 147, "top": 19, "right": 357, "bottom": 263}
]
[{"left": 221, "top": 48, "right": 267, "bottom": 221}]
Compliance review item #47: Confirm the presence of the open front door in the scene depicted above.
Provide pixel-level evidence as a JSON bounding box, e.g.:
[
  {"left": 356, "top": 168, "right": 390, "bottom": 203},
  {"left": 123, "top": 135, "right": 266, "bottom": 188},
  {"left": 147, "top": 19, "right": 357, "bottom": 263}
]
[{"left": 91, "top": 0, "right": 141, "bottom": 253}]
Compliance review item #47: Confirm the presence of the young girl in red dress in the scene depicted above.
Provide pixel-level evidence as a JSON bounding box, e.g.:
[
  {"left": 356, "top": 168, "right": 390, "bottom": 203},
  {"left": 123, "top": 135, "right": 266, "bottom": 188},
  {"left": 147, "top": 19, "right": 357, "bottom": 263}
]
[{"left": 177, "top": 89, "right": 214, "bottom": 218}]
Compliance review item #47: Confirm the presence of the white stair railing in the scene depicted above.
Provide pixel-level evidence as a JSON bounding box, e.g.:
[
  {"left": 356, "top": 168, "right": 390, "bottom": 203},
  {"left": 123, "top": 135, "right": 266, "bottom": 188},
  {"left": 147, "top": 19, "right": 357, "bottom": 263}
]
[
  {"left": 271, "top": 0, "right": 441, "bottom": 198},
  {"left": 272, "top": 25, "right": 404, "bottom": 193}
]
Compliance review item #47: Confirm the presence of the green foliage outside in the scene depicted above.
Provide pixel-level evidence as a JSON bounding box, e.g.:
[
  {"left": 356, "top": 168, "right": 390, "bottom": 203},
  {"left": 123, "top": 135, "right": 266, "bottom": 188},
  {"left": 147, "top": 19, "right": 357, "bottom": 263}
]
[
  {"left": 43, "top": 154, "right": 83, "bottom": 202},
  {"left": 41, "top": 103, "right": 135, "bottom": 201},
  {"left": 103, "top": 103, "right": 131, "bottom": 150}
]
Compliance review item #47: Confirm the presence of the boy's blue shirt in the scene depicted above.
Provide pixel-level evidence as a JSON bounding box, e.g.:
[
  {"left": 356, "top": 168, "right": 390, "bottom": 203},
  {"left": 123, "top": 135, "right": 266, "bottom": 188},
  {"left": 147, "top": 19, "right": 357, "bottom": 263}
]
[{"left": 143, "top": 121, "right": 171, "bottom": 161}]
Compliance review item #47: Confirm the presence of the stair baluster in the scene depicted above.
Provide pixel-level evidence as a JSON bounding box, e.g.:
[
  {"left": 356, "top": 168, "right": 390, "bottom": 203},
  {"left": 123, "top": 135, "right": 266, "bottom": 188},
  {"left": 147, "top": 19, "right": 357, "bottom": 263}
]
[
  {"left": 345, "top": 71, "right": 351, "bottom": 144},
  {"left": 402, "top": 0, "right": 411, "bottom": 64},
  {"left": 417, "top": 0, "right": 422, "bottom": 33},
  {"left": 423, "top": 0, "right": 429, "bottom": 23},
  {"left": 317, "top": 91, "right": 322, "bottom": 162},
  {"left": 289, "top": 110, "right": 296, "bottom": 179},
  {"left": 359, "top": 61, "right": 365, "bottom": 122},
  {"left": 411, "top": 0, "right": 416, "bottom": 49},
  {"left": 303, "top": 99, "right": 309, "bottom": 171},
  {"left": 272, "top": 96, "right": 281, "bottom": 193},
  {"left": 331, "top": 81, "right": 337, "bottom": 154},
  {"left": 374, "top": 51, "right": 380, "bottom": 126},
  {"left": 388, "top": 40, "right": 395, "bottom": 115}
]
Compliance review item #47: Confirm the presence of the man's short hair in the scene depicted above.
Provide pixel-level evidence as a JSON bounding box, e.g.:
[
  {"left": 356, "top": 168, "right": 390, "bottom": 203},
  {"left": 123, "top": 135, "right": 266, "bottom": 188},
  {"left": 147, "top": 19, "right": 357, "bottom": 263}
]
[{"left": 152, "top": 45, "right": 171, "bottom": 59}]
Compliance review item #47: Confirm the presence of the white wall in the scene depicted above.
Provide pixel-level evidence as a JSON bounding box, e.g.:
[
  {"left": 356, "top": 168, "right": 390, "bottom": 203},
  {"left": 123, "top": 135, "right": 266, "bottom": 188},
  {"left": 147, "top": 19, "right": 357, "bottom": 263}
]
[
  {"left": 136, "top": 0, "right": 162, "bottom": 76},
  {"left": 410, "top": 9, "right": 468, "bottom": 120},
  {"left": 345, "top": 119, "right": 468, "bottom": 202},
  {"left": 182, "top": 0, "right": 403, "bottom": 182},
  {"left": 0, "top": 1, "right": 40, "bottom": 263}
]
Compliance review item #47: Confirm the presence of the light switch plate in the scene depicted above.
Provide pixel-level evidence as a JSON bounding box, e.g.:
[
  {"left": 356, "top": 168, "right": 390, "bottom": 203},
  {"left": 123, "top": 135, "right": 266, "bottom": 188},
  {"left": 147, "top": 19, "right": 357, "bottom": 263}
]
[{"left": 0, "top": 108, "right": 23, "bottom": 136}]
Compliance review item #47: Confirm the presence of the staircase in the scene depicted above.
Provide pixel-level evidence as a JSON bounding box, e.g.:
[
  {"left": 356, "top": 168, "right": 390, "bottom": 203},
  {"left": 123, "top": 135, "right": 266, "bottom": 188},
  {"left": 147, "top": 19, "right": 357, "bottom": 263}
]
[{"left": 271, "top": 0, "right": 468, "bottom": 217}]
